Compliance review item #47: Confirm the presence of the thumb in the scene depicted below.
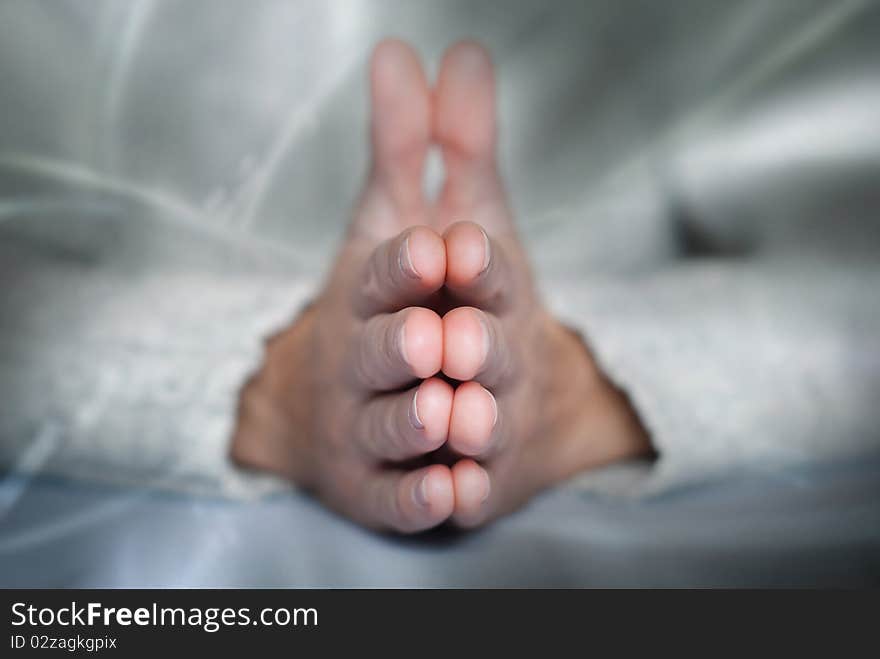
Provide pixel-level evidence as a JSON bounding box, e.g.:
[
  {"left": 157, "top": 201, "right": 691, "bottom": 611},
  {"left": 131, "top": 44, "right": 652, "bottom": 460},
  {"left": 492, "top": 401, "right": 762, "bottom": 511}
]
[
  {"left": 353, "top": 39, "right": 432, "bottom": 240},
  {"left": 433, "top": 41, "right": 511, "bottom": 235}
]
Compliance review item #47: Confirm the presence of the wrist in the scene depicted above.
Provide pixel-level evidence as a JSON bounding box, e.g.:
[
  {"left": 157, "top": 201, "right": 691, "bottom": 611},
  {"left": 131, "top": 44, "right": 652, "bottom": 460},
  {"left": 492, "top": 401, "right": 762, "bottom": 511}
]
[
  {"left": 542, "top": 317, "right": 653, "bottom": 481},
  {"left": 230, "top": 306, "right": 319, "bottom": 487}
]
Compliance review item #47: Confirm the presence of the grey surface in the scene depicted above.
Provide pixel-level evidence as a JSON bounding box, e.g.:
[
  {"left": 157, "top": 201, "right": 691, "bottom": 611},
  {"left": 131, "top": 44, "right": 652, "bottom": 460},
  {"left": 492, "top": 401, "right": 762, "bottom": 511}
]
[{"left": 2, "top": 458, "right": 879, "bottom": 588}]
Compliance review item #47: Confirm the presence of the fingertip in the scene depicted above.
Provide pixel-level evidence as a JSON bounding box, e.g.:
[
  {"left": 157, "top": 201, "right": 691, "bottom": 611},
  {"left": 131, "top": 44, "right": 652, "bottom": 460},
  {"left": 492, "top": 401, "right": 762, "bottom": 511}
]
[
  {"left": 435, "top": 40, "right": 496, "bottom": 158},
  {"left": 451, "top": 459, "right": 491, "bottom": 528},
  {"left": 443, "top": 40, "right": 494, "bottom": 78},
  {"left": 402, "top": 307, "right": 443, "bottom": 379},
  {"left": 413, "top": 464, "right": 455, "bottom": 520},
  {"left": 442, "top": 306, "right": 488, "bottom": 382},
  {"left": 403, "top": 226, "right": 446, "bottom": 290},
  {"left": 369, "top": 38, "right": 430, "bottom": 181},
  {"left": 370, "top": 38, "right": 426, "bottom": 96},
  {"left": 384, "top": 464, "right": 454, "bottom": 534},
  {"left": 413, "top": 377, "right": 454, "bottom": 449},
  {"left": 449, "top": 381, "right": 498, "bottom": 457},
  {"left": 443, "top": 221, "right": 491, "bottom": 288}
]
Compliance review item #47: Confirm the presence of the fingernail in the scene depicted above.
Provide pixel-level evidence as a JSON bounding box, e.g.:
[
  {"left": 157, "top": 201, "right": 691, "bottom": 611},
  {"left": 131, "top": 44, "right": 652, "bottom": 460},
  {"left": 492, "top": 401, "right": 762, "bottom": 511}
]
[
  {"left": 481, "top": 470, "right": 492, "bottom": 503},
  {"left": 486, "top": 388, "right": 498, "bottom": 428},
  {"left": 399, "top": 236, "right": 421, "bottom": 279},
  {"left": 409, "top": 389, "right": 425, "bottom": 430},
  {"left": 478, "top": 312, "right": 491, "bottom": 368},
  {"left": 399, "top": 321, "right": 409, "bottom": 366},
  {"left": 479, "top": 228, "right": 491, "bottom": 275},
  {"left": 414, "top": 474, "right": 431, "bottom": 508}
]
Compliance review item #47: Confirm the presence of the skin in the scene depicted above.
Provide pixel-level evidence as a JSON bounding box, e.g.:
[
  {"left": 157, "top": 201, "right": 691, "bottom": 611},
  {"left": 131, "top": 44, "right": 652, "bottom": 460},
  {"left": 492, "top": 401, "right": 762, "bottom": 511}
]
[{"left": 230, "top": 39, "right": 652, "bottom": 533}]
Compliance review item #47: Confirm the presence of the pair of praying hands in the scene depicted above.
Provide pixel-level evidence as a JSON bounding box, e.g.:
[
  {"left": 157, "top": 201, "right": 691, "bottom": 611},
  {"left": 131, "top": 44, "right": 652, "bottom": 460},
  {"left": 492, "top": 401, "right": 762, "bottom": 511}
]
[{"left": 231, "top": 40, "right": 650, "bottom": 532}]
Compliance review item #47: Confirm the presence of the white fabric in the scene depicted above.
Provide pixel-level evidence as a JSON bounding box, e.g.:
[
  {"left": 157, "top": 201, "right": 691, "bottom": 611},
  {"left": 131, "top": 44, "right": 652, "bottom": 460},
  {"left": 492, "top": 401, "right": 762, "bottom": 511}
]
[
  {"left": 548, "top": 259, "right": 880, "bottom": 494},
  {"left": 3, "top": 243, "right": 879, "bottom": 499}
]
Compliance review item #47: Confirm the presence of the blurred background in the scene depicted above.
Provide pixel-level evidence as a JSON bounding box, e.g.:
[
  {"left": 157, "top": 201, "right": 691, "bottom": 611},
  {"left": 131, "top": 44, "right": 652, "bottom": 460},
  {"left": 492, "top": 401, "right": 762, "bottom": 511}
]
[
  {"left": 3, "top": 0, "right": 878, "bottom": 272},
  {"left": 1, "top": 0, "right": 878, "bottom": 586}
]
